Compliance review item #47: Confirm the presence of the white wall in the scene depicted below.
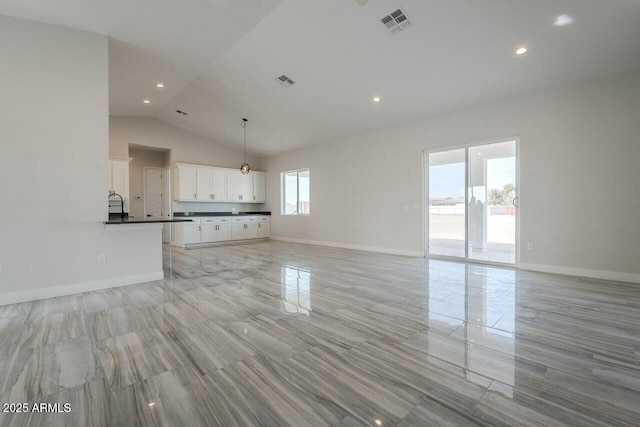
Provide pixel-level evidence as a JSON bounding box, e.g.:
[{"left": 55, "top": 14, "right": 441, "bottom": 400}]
[
  {"left": 110, "top": 116, "right": 266, "bottom": 213},
  {"left": 0, "top": 16, "right": 162, "bottom": 303},
  {"left": 262, "top": 72, "right": 640, "bottom": 281}
]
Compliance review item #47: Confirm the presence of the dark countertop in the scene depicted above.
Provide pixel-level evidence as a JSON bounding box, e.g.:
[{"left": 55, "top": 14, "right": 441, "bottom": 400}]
[
  {"left": 105, "top": 217, "right": 194, "bottom": 225},
  {"left": 173, "top": 211, "right": 271, "bottom": 217}
]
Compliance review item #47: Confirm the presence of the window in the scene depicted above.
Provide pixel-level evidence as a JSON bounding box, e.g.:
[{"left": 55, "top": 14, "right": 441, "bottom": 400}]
[{"left": 281, "top": 169, "right": 310, "bottom": 215}]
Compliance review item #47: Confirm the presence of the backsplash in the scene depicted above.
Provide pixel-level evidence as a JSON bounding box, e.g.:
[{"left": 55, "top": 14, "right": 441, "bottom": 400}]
[{"left": 172, "top": 202, "right": 266, "bottom": 213}]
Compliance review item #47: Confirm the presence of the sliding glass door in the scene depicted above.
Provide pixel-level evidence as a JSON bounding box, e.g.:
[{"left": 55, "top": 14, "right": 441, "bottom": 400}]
[
  {"left": 428, "top": 149, "right": 466, "bottom": 258},
  {"left": 427, "top": 139, "right": 518, "bottom": 265}
]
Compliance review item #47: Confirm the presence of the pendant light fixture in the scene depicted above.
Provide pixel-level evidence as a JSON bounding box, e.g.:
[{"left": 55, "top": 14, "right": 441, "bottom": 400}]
[{"left": 240, "top": 118, "right": 250, "bottom": 174}]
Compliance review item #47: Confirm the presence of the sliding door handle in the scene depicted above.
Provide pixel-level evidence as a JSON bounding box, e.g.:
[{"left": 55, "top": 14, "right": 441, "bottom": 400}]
[{"left": 513, "top": 197, "right": 519, "bottom": 207}]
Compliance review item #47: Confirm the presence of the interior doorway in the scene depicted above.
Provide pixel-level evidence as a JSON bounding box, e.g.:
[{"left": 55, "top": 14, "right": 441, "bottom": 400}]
[{"left": 426, "top": 139, "right": 519, "bottom": 265}]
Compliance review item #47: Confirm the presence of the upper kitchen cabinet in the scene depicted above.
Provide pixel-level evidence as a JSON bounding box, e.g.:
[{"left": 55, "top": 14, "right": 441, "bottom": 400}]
[
  {"left": 174, "top": 162, "right": 265, "bottom": 203},
  {"left": 239, "top": 171, "right": 254, "bottom": 202},
  {"left": 210, "top": 168, "right": 227, "bottom": 201},
  {"left": 174, "top": 164, "right": 198, "bottom": 201},
  {"left": 253, "top": 171, "right": 266, "bottom": 203},
  {"left": 108, "top": 158, "right": 131, "bottom": 200}
]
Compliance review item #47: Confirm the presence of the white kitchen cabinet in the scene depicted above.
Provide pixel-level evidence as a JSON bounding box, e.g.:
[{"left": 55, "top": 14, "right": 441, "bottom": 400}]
[
  {"left": 174, "top": 163, "right": 265, "bottom": 203},
  {"left": 210, "top": 168, "right": 227, "bottom": 201},
  {"left": 239, "top": 172, "right": 254, "bottom": 202},
  {"left": 174, "top": 164, "right": 198, "bottom": 201},
  {"left": 183, "top": 224, "right": 202, "bottom": 245},
  {"left": 108, "top": 158, "right": 131, "bottom": 199},
  {"left": 246, "top": 223, "right": 259, "bottom": 239},
  {"left": 226, "top": 170, "right": 241, "bottom": 202},
  {"left": 231, "top": 222, "right": 245, "bottom": 240},
  {"left": 258, "top": 221, "right": 270, "bottom": 238},
  {"left": 195, "top": 168, "right": 211, "bottom": 201},
  {"left": 173, "top": 215, "right": 269, "bottom": 247},
  {"left": 201, "top": 224, "right": 216, "bottom": 243},
  {"left": 253, "top": 171, "right": 266, "bottom": 203}
]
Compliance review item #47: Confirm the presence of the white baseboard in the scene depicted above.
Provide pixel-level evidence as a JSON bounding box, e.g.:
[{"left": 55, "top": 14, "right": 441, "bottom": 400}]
[
  {"left": 270, "top": 236, "right": 423, "bottom": 257},
  {"left": 0, "top": 271, "right": 165, "bottom": 306},
  {"left": 519, "top": 263, "right": 640, "bottom": 284}
]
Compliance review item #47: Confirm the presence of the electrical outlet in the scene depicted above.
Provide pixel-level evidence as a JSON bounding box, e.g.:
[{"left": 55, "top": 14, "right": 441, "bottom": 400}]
[
  {"left": 527, "top": 243, "right": 534, "bottom": 251},
  {"left": 97, "top": 253, "right": 106, "bottom": 264}
]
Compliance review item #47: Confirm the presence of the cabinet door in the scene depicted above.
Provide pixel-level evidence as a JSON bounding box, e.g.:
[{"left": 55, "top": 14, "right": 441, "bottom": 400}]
[
  {"left": 226, "top": 170, "right": 241, "bottom": 202},
  {"left": 245, "top": 223, "right": 259, "bottom": 239},
  {"left": 196, "top": 168, "right": 211, "bottom": 201},
  {"left": 210, "top": 169, "right": 227, "bottom": 201},
  {"left": 217, "top": 224, "right": 232, "bottom": 242},
  {"left": 253, "top": 172, "right": 266, "bottom": 203},
  {"left": 239, "top": 173, "right": 254, "bottom": 203},
  {"left": 231, "top": 223, "right": 245, "bottom": 240},
  {"left": 258, "top": 222, "right": 270, "bottom": 238},
  {"left": 176, "top": 165, "right": 197, "bottom": 200},
  {"left": 110, "top": 160, "right": 130, "bottom": 199},
  {"left": 201, "top": 224, "right": 216, "bottom": 243},
  {"left": 183, "top": 225, "right": 202, "bottom": 244}
]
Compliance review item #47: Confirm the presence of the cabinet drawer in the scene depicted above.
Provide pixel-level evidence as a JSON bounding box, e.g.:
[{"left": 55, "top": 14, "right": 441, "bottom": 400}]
[
  {"left": 246, "top": 217, "right": 257, "bottom": 222},
  {"left": 186, "top": 218, "right": 202, "bottom": 225},
  {"left": 201, "top": 218, "right": 216, "bottom": 224},
  {"left": 258, "top": 216, "right": 270, "bottom": 222},
  {"left": 215, "top": 218, "right": 231, "bottom": 224},
  {"left": 232, "top": 217, "right": 245, "bottom": 223}
]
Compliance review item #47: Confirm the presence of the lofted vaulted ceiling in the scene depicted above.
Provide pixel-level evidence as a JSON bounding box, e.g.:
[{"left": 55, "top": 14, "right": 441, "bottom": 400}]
[{"left": 1, "top": 0, "right": 640, "bottom": 157}]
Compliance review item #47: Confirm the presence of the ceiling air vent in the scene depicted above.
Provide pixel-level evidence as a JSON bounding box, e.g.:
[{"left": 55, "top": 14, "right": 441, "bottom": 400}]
[
  {"left": 276, "top": 75, "right": 295, "bottom": 87},
  {"left": 381, "top": 8, "right": 411, "bottom": 35}
]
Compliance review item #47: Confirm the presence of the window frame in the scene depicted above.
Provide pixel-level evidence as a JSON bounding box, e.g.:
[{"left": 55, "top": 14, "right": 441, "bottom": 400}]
[{"left": 281, "top": 168, "right": 310, "bottom": 216}]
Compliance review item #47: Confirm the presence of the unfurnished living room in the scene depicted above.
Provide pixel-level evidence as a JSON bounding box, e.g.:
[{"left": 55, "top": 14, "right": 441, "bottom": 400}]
[{"left": 1, "top": 1, "right": 639, "bottom": 426}]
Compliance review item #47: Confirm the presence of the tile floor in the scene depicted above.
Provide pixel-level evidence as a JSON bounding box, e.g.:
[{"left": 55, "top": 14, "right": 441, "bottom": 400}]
[{"left": 0, "top": 241, "right": 639, "bottom": 426}]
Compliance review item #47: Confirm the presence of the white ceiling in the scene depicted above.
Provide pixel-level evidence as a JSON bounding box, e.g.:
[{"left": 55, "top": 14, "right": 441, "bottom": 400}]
[{"left": 2, "top": 0, "right": 640, "bottom": 157}]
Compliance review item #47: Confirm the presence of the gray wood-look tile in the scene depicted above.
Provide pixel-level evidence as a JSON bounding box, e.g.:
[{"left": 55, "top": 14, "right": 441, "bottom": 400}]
[{"left": 0, "top": 241, "right": 639, "bottom": 426}]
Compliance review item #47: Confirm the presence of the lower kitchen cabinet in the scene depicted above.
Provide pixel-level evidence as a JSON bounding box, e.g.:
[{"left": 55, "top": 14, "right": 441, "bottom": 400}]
[{"left": 173, "top": 216, "right": 269, "bottom": 247}]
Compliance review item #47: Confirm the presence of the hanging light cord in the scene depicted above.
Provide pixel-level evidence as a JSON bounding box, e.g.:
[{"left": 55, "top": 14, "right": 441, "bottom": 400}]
[{"left": 242, "top": 118, "right": 247, "bottom": 163}]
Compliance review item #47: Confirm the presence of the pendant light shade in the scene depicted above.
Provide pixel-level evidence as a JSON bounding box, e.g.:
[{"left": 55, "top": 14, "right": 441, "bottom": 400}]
[{"left": 240, "top": 118, "right": 250, "bottom": 175}]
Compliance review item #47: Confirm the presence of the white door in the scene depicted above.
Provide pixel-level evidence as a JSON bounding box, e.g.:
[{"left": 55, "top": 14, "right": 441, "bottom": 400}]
[
  {"left": 177, "top": 165, "right": 197, "bottom": 200},
  {"left": 196, "top": 168, "right": 211, "bottom": 201},
  {"left": 210, "top": 169, "right": 227, "bottom": 201},
  {"left": 258, "top": 222, "right": 270, "bottom": 238},
  {"left": 184, "top": 225, "right": 202, "bottom": 244},
  {"left": 144, "top": 167, "right": 163, "bottom": 219},
  {"left": 217, "top": 224, "right": 232, "bottom": 241},
  {"left": 253, "top": 172, "right": 266, "bottom": 202},
  {"left": 201, "top": 224, "right": 217, "bottom": 243},
  {"left": 231, "top": 223, "right": 245, "bottom": 240},
  {"left": 239, "top": 173, "right": 253, "bottom": 202},
  {"left": 245, "top": 223, "right": 259, "bottom": 239},
  {"left": 226, "top": 171, "right": 240, "bottom": 202}
]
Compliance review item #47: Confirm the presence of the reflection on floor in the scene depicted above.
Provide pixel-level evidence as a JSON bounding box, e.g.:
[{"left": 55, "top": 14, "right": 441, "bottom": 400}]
[
  {"left": 1, "top": 241, "right": 639, "bottom": 426},
  {"left": 429, "top": 238, "right": 515, "bottom": 264}
]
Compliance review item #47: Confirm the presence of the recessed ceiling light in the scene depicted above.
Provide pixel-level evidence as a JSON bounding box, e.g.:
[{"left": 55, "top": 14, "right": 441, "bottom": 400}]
[
  {"left": 374, "top": 420, "right": 382, "bottom": 426},
  {"left": 148, "top": 402, "right": 156, "bottom": 407},
  {"left": 554, "top": 14, "right": 574, "bottom": 27},
  {"left": 143, "top": 99, "right": 150, "bottom": 104},
  {"left": 515, "top": 47, "right": 528, "bottom": 55},
  {"left": 156, "top": 83, "right": 165, "bottom": 88},
  {"left": 372, "top": 96, "right": 381, "bottom": 103}
]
